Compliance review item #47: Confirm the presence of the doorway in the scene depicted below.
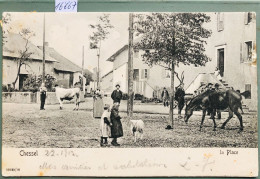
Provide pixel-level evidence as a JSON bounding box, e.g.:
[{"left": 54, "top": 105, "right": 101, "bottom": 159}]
[
  {"left": 217, "top": 48, "right": 225, "bottom": 77},
  {"left": 19, "top": 74, "right": 28, "bottom": 90}
]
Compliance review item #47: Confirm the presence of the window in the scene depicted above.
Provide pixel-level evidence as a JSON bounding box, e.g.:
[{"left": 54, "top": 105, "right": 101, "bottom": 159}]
[
  {"left": 217, "top": 12, "right": 224, "bottom": 31},
  {"left": 245, "top": 41, "right": 253, "bottom": 62},
  {"left": 245, "top": 84, "right": 251, "bottom": 99},
  {"left": 245, "top": 12, "right": 254, "bottom": 25},
  {"left": 133, "top": 69, "right": 139, "bottom": 81},
  {"left": 141, "top": 69, "right": 149, "bottom": 79}
]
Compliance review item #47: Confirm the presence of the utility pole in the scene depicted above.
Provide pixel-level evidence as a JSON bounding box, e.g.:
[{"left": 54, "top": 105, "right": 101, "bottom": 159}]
[
  {"left": 82, "top": 45, "right": 85, "bottom": 94},
  {"left": 127, "top": 13, "right": 134, "bottom": 117},
  {"left": 42, "top": 13, "right": 46, "bottom": 83},
  {"left": 169, "top": 61, "right": 175, "bottom": 128},
  {"left": 97, "top": 41, "right": 101, "bottom": 88}
]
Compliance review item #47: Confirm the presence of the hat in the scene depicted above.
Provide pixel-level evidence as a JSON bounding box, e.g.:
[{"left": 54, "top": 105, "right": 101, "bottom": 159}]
[
  {"left": 104, "top": 104, "right": 110, "bottom": 109},
  {"left": 207, "top": 83, "right": 213, "bottom": 86},
  {"left": 165, "top": 125, "right": 173, "bottom": 130},
  {"left": 115, "top": 84, "right": 120, "bottom": 87}
]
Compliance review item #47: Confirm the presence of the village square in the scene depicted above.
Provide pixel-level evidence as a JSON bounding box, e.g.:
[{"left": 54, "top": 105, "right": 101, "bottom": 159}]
[{"left": 2, "top": 12, "right": 258, "bottom": 148}]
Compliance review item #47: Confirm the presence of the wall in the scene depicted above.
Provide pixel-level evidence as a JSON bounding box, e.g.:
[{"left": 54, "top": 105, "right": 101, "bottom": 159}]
[
  {"left": 207, "top": 12, "right": 257, "bottom": 110},
  {"left": 100, "top": 72, "right": 113, "bottom": 93},
  {"left": 54, "top": 72, "right": 71, "bottom": 88},
  {"left": 2, "top": 58, "right": 55, "bottom": 89},
  {"left": 2, "top": 92, "right": 37, "bottom": 103},
  {"left": 2, "top": 91, "right": 85, "bottom": 105},
  {"left": 113, "top": 63, "right": 128, "bottom": 93}
]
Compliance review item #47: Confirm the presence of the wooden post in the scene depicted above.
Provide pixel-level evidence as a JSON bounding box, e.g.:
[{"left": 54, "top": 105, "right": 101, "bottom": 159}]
[
  {"left": 127, "top": 13, "right": 134, "bottom": 117},
  {"left": 169, "top": 61, "right": 175, "bottom": 128},
  {"left": 82, "top": 45, "right": 85, "bottom": 94},
  {"left": 42, "top": 13, "right": 46, "bottom": 83}
]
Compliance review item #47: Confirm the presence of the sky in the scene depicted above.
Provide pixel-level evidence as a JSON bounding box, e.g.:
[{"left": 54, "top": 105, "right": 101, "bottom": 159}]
[{"left": 3, "top": 12, "right": 130, "bottom": 75}]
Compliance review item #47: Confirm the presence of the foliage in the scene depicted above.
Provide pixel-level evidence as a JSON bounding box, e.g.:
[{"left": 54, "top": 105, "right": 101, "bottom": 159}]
[
  {"left": 122, "top": 93, "right": 129, "bottom": 100},
  {"left": 89, "top": 14, "right": 114, "bottom": 49},
  {"left": 134, "top": 13, "right": 212, "bottom": 69},
  {"left": 134, "top": 93, "right": 143, "bottom": 100},
  {"left": 84, "top": 71, "right": 93, "bottom": 86},
  {"left": 23, "top": 74, "right": 56, "bottom": 92}
]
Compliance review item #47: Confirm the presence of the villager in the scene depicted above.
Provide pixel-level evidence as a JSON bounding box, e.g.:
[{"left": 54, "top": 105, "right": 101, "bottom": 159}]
[
  {"left": 110, "top": 103, "right": 123, "bottom": 146},
  {"left": 93, "top": 88, "right": 104, "bottom": 118},
  {"left": 40, "top": 83, "right": 47, "bottom": 110},
  {"left": 175, "top": 84, "right": 185, "bottom": 118},
  {"left": 100, "top": 104, "right": 112, "bottom": 147},
  {"left": 111, "top": 84, "right": 123, "bottom": 104},
  {"left": 161, "top": 87, "right": 169, "bottom": 107}
]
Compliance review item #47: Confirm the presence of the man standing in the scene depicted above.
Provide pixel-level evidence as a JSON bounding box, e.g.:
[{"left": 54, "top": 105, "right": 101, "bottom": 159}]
[
  {"left": 161, "top": 87, "right": 169, "bottom": 107},
  {"left": 214, "top": 83, "right": 221, "bottom": 120},
  {"left": 39, "top": 83, "right": 47, "bottom": 110},
  {"left": 111, "top": 84, "right": 123, "bottom": 104},
  {"left": 175, "top": 84, "right": 185, "bottom": 118}
]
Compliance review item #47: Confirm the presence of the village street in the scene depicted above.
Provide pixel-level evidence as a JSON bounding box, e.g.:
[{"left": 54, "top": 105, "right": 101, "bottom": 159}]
[{"left": 2, "top": 99, "right": 258, "bottom": 148}]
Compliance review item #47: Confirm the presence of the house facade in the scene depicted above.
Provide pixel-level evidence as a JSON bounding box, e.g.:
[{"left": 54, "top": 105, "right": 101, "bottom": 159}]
[
  {"left": 38, "top": 44, "right": 86, "bottom": 89},
  {"left": 100, "top": 70, "right": 113, "bottom": 94},
  {"left": 2, "top": 33, "right": 56, "bottom": 90},
  {"left": 107, "top": 45, "right": 172, "bottom": 98},
  {"left": 105, "top": 12, "right": 257, "bottom": 110}
]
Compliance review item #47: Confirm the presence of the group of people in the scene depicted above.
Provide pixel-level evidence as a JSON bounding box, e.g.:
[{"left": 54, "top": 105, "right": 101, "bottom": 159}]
[
  {"left": 97, "top": 84, "right": 124, "bottom": 147},
  {"left": 161, "top": 84, "right": 186, "bottom": 118}
]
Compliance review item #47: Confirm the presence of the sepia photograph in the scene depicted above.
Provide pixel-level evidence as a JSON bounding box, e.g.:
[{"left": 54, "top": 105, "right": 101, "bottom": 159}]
[{"left": 1, "top": 12, "right": 258, "bottom": 176}]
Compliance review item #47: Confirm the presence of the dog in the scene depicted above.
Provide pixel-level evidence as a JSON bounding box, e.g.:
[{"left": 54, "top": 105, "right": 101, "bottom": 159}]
[{"left": 130, "top": 120, "right": 144, "bottom": 142}]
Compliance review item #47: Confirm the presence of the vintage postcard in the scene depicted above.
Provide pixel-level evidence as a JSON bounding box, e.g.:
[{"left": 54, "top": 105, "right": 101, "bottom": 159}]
[{"left": 1, "top": 12, "right": 258, "bottom": 177}]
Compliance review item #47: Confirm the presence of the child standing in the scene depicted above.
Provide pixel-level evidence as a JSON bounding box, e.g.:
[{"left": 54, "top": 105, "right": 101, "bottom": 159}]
[{"left": 100, "top": 104, "right": 112, "bottom": 147}]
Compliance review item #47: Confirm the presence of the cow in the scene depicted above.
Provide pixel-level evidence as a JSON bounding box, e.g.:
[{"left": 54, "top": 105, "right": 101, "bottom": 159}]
[{"left": 55, "top": 82, "right": 81, "bottom": 110}]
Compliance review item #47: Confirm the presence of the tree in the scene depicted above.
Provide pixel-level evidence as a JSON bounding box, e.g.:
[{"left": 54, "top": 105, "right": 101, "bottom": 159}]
[
  {"left": 23, "top": 74, "right": 56, "bottom": 92},
  {"left": 134, "top": 13, "right": 212, "bottom": 128},
  {"left": 89, "top": 14, "right": 114, "bottom": 88},
  {"left": 2, "top": 13, "right": 36, "bottom": 89},
  {"left": 12, "top": 28, "right": 36, "bottom": 88}
]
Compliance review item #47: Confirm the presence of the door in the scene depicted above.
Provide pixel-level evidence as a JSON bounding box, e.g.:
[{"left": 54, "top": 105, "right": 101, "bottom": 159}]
[
  {"left": 19, "top": 74, "right": 28, "bottom": 90},
  {"left": 217, "top": 48, "right": 225, "bottom": 77},
  {"left": 69, "top": 73, "right": 74, "bottom": 87}
]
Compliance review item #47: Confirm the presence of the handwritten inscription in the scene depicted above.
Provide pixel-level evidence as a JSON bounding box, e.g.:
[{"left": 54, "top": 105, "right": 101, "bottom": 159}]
[
  {"left": 20, "top": 150, "right": 38, "bottom": 156},
  {"left": 113, "top": 159, "right": 167, "bottom": 170},
  {"left": 45, "top": 149, "right": 79, "bottom": 157},
  {"left": 179, "top": 155, "right": 215, "bottom": 172},
  {"left": 55, "top": 0, "right": 77, "bottom": 12}
]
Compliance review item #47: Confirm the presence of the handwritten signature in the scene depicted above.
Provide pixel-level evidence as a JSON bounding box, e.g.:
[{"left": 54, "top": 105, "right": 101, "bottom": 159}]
[{"left": 179, "top": 155, "right": 215, "bottom": 172}]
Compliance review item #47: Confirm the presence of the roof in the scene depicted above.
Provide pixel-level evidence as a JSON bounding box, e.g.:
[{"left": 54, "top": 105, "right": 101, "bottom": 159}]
[
  {"left": 101, "top": 70, "right": 113, "bottom": 79},
  {"left": 106, "top": 36, "right": 143, "bottom": 62},
  {"left": 38, "top": 46, "right": 82, "bottom": 73},
  {"left": 3, "top": 33, "right": 56, "bottom": 62},
  {"left": 185, "top": 73, "right": 225, "bottom": 94}
]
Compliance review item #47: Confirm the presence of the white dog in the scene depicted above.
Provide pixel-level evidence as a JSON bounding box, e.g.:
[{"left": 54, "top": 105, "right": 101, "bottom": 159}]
[{"left": 130, "top": 120, "right": 144, "bottom": 142}]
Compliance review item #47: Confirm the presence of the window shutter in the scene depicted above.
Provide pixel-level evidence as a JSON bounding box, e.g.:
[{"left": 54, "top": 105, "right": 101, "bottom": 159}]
[
  {"left": 244, "top": 12, "right": 249, "bottom": 25},
  {"left": 240, "top": 42, "right": 243, "bottom": 63},
  {"left": 141, "top": 69, "right": 145, "bottom": 79},
  {"left": 147, "top": 69, "right": 150, "bottom": 79}
]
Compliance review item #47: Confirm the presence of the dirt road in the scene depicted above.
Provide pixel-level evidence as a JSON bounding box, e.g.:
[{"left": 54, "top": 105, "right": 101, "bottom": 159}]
[{"left": 2, "top": 102, "right": 258, "bottom": 148}]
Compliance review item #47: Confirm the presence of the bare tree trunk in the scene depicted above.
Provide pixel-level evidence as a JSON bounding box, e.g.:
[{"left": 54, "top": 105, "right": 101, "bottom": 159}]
[
  {"left": 169, "top": 61, "right": 175, "bottom": 128},
  {"left": 13, "top": 59, "right": 22, "bottom": 89},
  {"left": 127, "top": 13, "right": 134, "bottom": 117}
]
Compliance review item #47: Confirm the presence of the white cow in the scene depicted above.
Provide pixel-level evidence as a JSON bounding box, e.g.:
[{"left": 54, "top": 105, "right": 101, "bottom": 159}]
[{"left": 55, "top": 83, "right": 81, "bottom": 110}]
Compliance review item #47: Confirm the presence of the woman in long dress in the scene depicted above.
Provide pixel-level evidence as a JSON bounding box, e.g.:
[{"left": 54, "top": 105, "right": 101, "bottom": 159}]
[{"left": 93, "top": 89, "right": 104, "bottom": 118}]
